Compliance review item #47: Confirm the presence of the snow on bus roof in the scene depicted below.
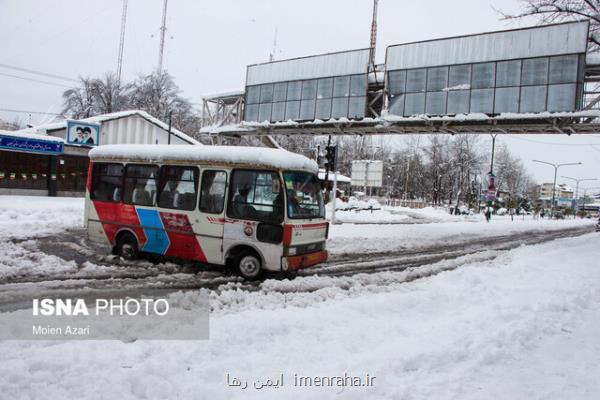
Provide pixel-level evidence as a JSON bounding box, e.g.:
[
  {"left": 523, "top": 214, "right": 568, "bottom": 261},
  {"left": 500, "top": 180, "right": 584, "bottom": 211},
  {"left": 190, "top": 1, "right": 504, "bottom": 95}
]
[{"left": 89, "top": 144, "right": 318, "bottom": 172}]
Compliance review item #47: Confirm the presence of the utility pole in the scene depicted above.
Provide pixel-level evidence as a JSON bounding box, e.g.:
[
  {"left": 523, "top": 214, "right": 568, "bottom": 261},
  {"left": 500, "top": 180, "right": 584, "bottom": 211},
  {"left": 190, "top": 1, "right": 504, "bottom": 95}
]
[
  {"left": 269, "top": 28, "right": 278, "bottom": 62},
  {"left": 157, "top": 0, "right": 169, "bottom": 73},
  {"left": 368, "top": 0, "right": 379, "bottom": 66},
  {"left": 167, "top": 110, "right": 172, "bottom": 145},
  {"left": 533, "top": 160, "right": 581, "bottom": 219},
  {"left": 489, "top": 133, "right": 498, "bottom": 174},
  {"left": 560, "top": 176, "right": 597, "bottom": 218},
  {"left": 116, "top": 0, "right": 128, "bottom": 85}
]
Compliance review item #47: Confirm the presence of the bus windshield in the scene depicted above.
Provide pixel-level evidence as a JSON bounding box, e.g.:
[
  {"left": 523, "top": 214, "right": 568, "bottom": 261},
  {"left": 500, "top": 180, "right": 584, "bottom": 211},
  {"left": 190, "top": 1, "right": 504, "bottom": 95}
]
[{"left": 283, "top": 171, "right": 325, "bottom": 219}]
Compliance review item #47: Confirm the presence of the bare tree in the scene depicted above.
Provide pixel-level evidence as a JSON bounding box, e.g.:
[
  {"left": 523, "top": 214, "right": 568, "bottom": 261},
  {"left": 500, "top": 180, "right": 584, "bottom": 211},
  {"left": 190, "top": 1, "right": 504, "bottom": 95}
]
[
  {"left": 62, "top": 73, "right": 125, "bottom": 118},
  {"left": 126, "top": 71, "right": 198, "bottom": 133},
  {"left": 500, "top": 0, "right": 600, "bottom": 51},
  {"left": 62, "top": 77, "right": 95, "bottom": 118},
  {"left": 62, "top": 70, "right": 200, "bottom": 134},
  {"left": 493, "top": 144, "right": 535, "bottom": 201},
  {"left": 91, "top": 72, "right": 126, "bottom": 114}
]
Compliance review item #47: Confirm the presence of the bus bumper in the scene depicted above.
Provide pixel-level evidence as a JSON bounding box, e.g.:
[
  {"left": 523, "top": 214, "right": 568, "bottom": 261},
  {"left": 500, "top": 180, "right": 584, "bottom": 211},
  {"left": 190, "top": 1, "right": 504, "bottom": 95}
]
[{"left": 282, "top": 250, "right": 328, "bottom": 271}]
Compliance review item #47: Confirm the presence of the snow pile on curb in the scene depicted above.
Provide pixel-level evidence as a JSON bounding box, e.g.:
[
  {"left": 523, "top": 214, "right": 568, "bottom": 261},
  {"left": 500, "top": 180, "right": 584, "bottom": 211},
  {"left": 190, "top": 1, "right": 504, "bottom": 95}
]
[{"left": 327, "top": 198, "right": 464, "bottom": 224}]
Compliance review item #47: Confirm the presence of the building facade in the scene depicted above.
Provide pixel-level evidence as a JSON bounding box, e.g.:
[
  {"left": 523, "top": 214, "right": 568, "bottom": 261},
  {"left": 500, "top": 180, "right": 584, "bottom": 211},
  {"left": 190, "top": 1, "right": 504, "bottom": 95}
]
[{"left": 0, "top": 110, "right": 200, "bottom": 197}]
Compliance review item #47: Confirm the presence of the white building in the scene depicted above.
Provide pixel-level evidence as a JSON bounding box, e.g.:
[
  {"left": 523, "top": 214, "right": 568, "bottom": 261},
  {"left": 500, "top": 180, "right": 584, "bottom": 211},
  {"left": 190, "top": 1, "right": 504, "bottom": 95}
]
[{"left": 538, "top": 183, "right": 574, "bottom": 209}]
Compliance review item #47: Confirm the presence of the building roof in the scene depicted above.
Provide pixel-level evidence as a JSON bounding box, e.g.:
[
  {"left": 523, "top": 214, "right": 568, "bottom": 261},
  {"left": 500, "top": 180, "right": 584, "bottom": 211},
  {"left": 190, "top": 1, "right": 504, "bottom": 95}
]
[
  {"left": 318, "top": 169, "right": 351, "bottom": 183},
  {"left": 89, "top": 144, "right": 318, "bottom": 173},
  {"left": 0, "top": 128, "right": 64, "bottom": 143},
  {"left": 16, "top": 110, "right": 201, "bottom": 145},
  {"left": 202, "top": 89, "right": 245, "bottom": 102}
]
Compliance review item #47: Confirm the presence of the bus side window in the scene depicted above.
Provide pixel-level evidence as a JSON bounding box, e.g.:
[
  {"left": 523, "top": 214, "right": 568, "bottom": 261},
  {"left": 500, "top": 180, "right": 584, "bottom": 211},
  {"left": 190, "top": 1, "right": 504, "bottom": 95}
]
[
  {"left": 91, "top": 163, "right": 123, "bottom": 203},
  {"left": 123, "top": 164, "right": 158, "bottom": 206},
  {"left": 157, "top": 165, "right": 199, "bottom": 211},
  {"left": 199, "top": 170, "right": 227, "bottom": 214}
]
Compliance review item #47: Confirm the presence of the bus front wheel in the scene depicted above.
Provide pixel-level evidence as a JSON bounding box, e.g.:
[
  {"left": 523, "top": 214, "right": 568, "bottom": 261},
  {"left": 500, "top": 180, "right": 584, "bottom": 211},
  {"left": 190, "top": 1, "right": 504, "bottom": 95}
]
[
  {"left": 235, "top": 250, "right": 263, "bottom": 280},
  {"left": 116, "top": 232, "right": 139, "bottom": 261}
]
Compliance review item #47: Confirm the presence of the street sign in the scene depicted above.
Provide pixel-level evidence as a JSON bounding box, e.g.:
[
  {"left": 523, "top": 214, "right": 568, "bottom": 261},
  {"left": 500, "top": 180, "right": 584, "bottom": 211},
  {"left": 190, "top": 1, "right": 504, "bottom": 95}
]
[{"left": 351, "top": 160, "right": 383, "bottom": 187}]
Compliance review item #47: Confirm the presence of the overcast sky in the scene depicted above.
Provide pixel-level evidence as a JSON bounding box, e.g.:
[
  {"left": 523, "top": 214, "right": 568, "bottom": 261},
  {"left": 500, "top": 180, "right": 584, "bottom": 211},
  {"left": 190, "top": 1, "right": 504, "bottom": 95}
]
[{"left": 1, "top": 0, "right": 599, "bottom": 187}]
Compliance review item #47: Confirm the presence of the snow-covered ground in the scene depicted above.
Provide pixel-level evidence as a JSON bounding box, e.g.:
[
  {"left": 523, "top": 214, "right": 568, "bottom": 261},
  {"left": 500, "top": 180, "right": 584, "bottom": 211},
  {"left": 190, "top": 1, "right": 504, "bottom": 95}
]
[
  {"left": 1, "top": 234, "right": 599, "bottom": 399},
  {"left": 0, "top": 196, "right": 594, "bottom": 279},
  {"left": 1, "top": 196, "right": 599, "bottom": 399},
  {"left": 0, "top": 196, "right": 83, "bottom": 240},
  {"left": 328, "top": 216, "right": 594, "bottom": 256}
]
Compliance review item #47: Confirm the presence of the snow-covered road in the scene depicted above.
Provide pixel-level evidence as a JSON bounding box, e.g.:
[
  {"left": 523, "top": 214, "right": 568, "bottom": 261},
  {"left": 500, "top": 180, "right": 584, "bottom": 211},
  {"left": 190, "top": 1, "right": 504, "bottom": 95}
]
[
  {"left": 1, "top": 196, "right": 599, "bottom": 399},
  {"left": 1, "top": 234, "right": 599, "bottom": 399}
]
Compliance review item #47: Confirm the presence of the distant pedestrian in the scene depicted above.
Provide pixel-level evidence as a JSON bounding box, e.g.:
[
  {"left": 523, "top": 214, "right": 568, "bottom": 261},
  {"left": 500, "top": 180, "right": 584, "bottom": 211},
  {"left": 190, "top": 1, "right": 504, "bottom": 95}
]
[
  {"left": 485, "top": 208, "right": 492, "bottom": 222},
  {"left": 540, "top": 209, "right": 546, "bottom": 219}
]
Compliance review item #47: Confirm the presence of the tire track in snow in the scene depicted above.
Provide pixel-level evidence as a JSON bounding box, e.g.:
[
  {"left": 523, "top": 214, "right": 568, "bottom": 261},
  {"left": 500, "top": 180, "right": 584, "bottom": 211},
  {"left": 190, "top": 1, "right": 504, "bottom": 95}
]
[{"left": 0, "top": 225, "right": 593, "bottom": 312}]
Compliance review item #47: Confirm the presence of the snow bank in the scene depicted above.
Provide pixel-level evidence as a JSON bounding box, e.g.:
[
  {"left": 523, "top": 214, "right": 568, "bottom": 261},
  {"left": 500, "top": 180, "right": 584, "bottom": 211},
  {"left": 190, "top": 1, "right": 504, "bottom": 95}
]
[
  {"left": 0, "top": 197, "right": 84, "bottom": 280},
  {"left": 328, "top": 198, "right": 468, "bottom": 224},
  {"left": 0, "top": 196, "right": 83, "bottom": 240}
]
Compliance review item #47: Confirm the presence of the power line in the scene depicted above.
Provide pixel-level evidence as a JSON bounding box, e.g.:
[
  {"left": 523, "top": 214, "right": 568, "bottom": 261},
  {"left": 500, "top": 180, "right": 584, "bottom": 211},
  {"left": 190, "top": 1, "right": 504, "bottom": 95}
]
[
  {"left": 0, "top": 63, "right": 78, "bottom": 83},
  {"left": 0, "top": 108, "right": 63, "bottom": 116},
  {"left": 0, "top": 72, "right": 75, "bottom": 89}
]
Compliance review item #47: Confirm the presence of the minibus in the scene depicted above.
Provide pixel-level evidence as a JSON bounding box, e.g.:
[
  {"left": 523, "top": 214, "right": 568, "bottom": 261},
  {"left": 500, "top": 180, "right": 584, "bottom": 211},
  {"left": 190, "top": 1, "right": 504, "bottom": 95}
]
[{"left": 85, "top": 144, "right": 328, "bottom": 279}]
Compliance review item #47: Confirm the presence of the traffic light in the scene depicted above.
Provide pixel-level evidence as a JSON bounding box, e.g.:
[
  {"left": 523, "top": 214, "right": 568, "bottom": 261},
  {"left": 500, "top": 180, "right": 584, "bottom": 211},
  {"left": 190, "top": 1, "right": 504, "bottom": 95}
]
[{"left": 325, "top": 145, "right": 337, "bottom": 171}]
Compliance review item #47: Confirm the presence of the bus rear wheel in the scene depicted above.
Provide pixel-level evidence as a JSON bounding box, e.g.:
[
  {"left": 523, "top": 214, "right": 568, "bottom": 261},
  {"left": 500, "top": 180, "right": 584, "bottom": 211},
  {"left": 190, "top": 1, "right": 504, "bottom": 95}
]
[
  {"left": 235, "top": 250, "right": 263, "bottom": 280},
  {"left": 116, "top": 232, "right": 139, "bottom": 261}
]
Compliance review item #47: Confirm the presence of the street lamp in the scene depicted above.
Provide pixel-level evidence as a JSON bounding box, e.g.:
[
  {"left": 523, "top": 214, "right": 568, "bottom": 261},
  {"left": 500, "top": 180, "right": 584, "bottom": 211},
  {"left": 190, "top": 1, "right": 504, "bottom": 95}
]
[
  {"left": 560, "top": 176, "right": 598, "bottom": 218},
  {"left": 489, "top": 133, "right": 499, "bottom": 174},
  {"left": 533, "top": 160, "right": 582, "bottom": 219}
]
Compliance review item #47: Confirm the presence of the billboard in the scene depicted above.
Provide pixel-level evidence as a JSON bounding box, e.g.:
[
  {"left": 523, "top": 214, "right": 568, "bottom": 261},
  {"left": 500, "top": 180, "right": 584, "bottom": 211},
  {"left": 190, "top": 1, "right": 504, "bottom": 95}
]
[
  {"left": 66, "top": 120, "right": 100, "bottom": 147},
  {"left": 385, "top": 21, "right": 589, "bottom": 117},
  {"left": 351, "top": 160, "right": 383, "bottom": 188},
  {"left": 244, "top": 49, "right": 371, "bottom": 123}
]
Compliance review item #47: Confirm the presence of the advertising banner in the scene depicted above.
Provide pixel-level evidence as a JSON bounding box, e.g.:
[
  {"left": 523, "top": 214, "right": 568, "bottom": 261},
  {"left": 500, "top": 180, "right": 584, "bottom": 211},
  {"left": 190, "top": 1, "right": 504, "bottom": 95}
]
[{"left": 66, "top": 120, "right": 100, "bottom": 146}]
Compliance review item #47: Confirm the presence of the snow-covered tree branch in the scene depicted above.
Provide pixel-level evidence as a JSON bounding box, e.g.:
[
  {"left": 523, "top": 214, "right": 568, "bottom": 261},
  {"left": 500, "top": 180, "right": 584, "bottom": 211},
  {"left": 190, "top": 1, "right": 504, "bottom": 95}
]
[{"left": 500, "top": 0, "right": 600, "bottom": 51}]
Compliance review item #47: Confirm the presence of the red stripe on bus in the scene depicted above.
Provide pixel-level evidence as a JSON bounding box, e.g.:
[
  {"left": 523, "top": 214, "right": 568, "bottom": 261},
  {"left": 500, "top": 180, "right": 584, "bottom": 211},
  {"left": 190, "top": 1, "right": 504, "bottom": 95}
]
[
  {"left": 283, "top": 224, "right": 293, "bottom": 246},
  {"left": 287, "top": 250, "right": 328, "bottom": 271},
  {"left": 93, "top": 201, "right": 147, "bottom": 247},
  {"left": 86, "top": 160, "right": 93, "bottom": 191},
  {"left": 292, "top": 222, "right": 328, "bottom": 229},
  {"left": 164, "top": 230, "right": 207, "bottom": 262}
]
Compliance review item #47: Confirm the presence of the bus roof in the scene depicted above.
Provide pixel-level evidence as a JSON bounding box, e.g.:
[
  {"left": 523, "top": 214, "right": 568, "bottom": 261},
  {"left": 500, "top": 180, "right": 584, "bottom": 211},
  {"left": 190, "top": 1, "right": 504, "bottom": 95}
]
[{"left": 89, "top": 144, "right": 318, "bottom": 173}]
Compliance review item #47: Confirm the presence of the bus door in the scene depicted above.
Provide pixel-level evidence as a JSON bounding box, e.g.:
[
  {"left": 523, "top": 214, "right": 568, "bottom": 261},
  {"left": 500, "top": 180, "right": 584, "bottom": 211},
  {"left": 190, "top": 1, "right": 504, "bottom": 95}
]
[
  {"left": 224, "top": 170, "right": 284, "bottom": 267},
  {"left": 195, "top": 169, "right": 228, "bottom": 264}
]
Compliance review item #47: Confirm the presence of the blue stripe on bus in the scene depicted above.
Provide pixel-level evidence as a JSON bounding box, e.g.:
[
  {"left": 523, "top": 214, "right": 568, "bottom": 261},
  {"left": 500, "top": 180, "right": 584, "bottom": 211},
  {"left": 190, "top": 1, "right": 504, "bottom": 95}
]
[{"left": 136, "top": 208, "right": 170, "bottom": 254}]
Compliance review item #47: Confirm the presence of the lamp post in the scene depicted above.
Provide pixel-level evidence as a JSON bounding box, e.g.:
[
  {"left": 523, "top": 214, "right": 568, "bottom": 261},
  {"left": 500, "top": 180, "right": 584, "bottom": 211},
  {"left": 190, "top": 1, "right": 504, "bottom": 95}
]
[
  {"left": 533, "top": 160, "right": 582, "bottom": 219},
  {"left": 560, "top": 176, "right": 598, "bottom": 218},
  {"left": 489, "top": 133, "right": 498, "bottom": 175}
]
